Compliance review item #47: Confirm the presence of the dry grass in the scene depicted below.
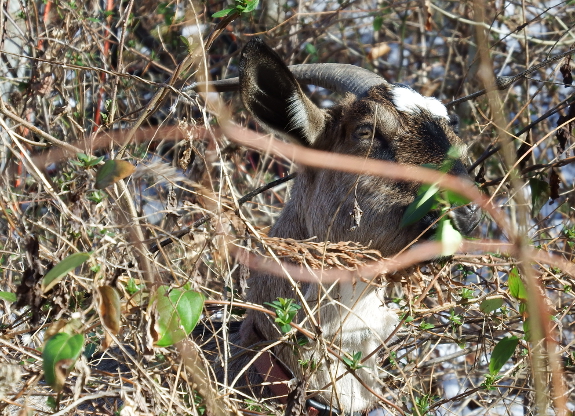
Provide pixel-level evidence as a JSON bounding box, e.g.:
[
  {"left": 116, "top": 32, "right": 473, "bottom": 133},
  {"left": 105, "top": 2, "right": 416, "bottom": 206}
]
[{"left": 0, "top": 0, "right": 574, "bottom": 415}]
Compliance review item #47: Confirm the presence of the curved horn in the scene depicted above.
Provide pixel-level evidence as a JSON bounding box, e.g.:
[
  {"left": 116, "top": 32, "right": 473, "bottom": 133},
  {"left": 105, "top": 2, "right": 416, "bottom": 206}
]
[
  {"left": 288, "top": 64, "right": 388, "bottom": 97},
  {"left": 192, "top": 64, "right": 388, "bottom": 97}
]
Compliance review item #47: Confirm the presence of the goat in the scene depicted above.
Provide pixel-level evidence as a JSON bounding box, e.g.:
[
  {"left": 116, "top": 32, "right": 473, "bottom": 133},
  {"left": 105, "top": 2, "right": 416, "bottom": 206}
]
[{"left": 204, "top": 38, "right": 481, "bottom": 414}]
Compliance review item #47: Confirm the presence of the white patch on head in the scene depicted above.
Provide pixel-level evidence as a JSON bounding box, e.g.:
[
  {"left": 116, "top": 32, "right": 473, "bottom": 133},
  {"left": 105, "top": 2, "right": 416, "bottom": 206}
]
[
  {"left": 391, "top": 85, "right": 449, "bottom": 119},
  {"left": 286, "top": 93, "right": 309, "bottom": 134}
]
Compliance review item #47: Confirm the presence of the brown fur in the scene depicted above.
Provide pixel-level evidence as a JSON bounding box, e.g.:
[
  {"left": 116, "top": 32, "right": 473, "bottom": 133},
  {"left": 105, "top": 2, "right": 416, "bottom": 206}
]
[{"left": 217, "top": 38, "right": 481, "bottom": 413}]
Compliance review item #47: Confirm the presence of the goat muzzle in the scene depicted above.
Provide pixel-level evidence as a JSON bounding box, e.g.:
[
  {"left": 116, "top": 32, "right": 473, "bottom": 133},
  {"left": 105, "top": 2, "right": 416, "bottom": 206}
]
[{"left": 449, "top": 202, "right": 482, "bottom": 236}]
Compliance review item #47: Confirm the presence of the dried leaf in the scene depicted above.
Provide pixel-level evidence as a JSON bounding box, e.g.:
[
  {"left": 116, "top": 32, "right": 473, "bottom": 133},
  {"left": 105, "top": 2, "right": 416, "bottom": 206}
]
[
  {"left": 556, "top": 127, "right": 570, "bottom": 152},
  {"left": 98, "top": 286, "right": 122, "bottom": 335},
  {"left": 424, "top": 0, "right": 433, "bottom": 30},
  {"left": 17, "top": 237, "right": 46, "bottom": 323},
  {"left": 560, "top": 62, "right": 573, "bottom": 86},
  {"left": 549, "top": 169, "right": 560, "bottom": 202},
  {"left": 285, "top": 378, "right": 307, "bottom": 416},
  {"left": 368, "top": 42, "right": 391, "bottom": 60},
  {"left": 350, "top": 197, "right": 363, "bottom": 231}
]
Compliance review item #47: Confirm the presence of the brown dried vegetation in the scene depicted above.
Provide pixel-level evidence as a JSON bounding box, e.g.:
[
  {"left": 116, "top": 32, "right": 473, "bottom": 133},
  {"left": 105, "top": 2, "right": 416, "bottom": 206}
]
[{"left": 0, "top": 0, "right": 574, "bottom": 415}]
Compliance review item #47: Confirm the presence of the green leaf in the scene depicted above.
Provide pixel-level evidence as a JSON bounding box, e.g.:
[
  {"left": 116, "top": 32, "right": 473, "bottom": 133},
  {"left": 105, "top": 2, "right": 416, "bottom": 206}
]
[
  {"left": 489, "top": 336, "right": 519, "bottom": 375},
  {"left": 95, "top": 159, "right": 136, "bottom": 189},
  {"left": 42, "top": 252, "right": 91, "bottom": 293},
  {"left": 43, "top": 333, "right": 84, "bottom": 392},
  {"left": 437, "top": 217, "right": 462, "bottom": 255},
  {"left": 508, "top": 267, "right": 527, "bottom": 302},
  {"left": 480, "top": 297, "right": 504, "bottom": 314},
  {"left": 154, "top": 286, "right": 205, "bottom": 347},
  {"left": 305, "top": 43, "right": 317, "bottom": 55},
  {"left": 87, "top": 156, "right": 104, "bottom": 167},
  {"left": 373, "top": 16, "right": 383, "bottom": 31},
  {"left": 420, "top": 321, "right": 435, "bottom": 330},
  {"left": 180, "top": 35, "right": 190, "bottom": 50},
  {"left": 443, "top": 190, "right": 472, "bottom": 206},
  {"left": 212, "top": 8, "right": 234, "bottom": 17},
  {"left": 529, "top": 178, "right": 550, "bottom": 216},
  {"left": 0, "top": 291, "right": 17, "bottom": 303},
  {"left": 400, "top": 184, "right": 439, "bottom": 227},
  {"left": 523, "top": 319, "right": 531, "bottom": 341},
  {"left": 243, "top": 0, "right": 259, "bottom": 13}
]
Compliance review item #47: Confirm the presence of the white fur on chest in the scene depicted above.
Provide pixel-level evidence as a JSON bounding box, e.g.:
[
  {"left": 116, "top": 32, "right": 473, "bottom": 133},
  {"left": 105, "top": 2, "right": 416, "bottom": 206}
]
[
  {"left": 322, "top": 282, "right": 398, "bottom": 342},
  {"left": 307, "top": 281, "right": 399, "bottom": 413}
]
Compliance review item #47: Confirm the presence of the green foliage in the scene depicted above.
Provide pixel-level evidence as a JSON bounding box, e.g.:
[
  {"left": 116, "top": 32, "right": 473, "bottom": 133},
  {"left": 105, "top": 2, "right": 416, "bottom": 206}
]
[
  {"left": 448, "top": 309, "right": 463, "bottom": 326},
  {"left": 125, "top": 278, "right": 143, "bottom": 295},
  {"left": 412, "top": 394, "right": 439, "bottom": 416},
  {"left": 71, "top": 152, "right": 104, "bottom": 168},
  {"left": 480, "top": 297, "right": 504, "bottom": 314},
  {"left": 436, "top": 216, "right": 462, "bottom": 255},
  {"left": 264, "top": 297, "right": 301, "bottom": 333},
  {"left": 43, "top": 332, "right": 84, "bottom": 392},
  {"left": 153, "top": 286, "right": 205, "bottom": 347},
  {"left": 373, "top": 16, "right": 383, "bottom": 31},
  {"left": 157, "top": 2, "right": 176, "bottom": 25},
  {"left": 299, "top": 358, "right": 319, "bottom": 370},
  {"left": 481, "top": 373, "right": 503, "bottom": 390},
  {"left": 212, "top": 0, "right": 259, "bottom": 18},
  {"left": 420, "top": 321, "right": 435, "bottom": 330},
  {"left": 459, "top": 287, "right": 475, "bottom": 300},
  {"left": 489, "top": 336, "right": 519, "bottom": 376},
  {"left": 400, "top": 184, "right": 439, "bottom": 228},
  {"left": 529, "top": 177, "right": 550, "bottom": 215},
  {"left": 563, "top": 226, "right": 575, "bottom": 249},
  {"left": 86, "top": 190, "right": 106, "bottom": 204},
  {"left": 95, "top": 159, "right": 136, "bottom": 189},
  {"left": 0, "top": 291, "right": 17, "bottom": 303},
  {"left": 192, "top": 391, "right": 206, "bottom": 415},
  {"left": 399, "top": 148, "right": 474, "bottom": 255},
  {"left": 342, "top": 351, "right": 366, "bottom": 370},
  {"left": 508, "top": 267, "right": 527, "bottom": 302},
  {"left": 42, "top": 252, "right": 91, "bottom": 293}
]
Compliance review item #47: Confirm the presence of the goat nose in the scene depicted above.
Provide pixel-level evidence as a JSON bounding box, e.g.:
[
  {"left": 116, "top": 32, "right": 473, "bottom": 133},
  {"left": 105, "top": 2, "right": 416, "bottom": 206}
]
[{"left": 449, "top": 203, "right": 482, "bottom": 236}]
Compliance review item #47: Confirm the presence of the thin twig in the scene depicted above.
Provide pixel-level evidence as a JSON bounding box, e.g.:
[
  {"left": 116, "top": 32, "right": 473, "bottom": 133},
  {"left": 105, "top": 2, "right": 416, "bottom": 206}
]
[{"left": 150, "top": 173, "right": 297, "bottom": 253}]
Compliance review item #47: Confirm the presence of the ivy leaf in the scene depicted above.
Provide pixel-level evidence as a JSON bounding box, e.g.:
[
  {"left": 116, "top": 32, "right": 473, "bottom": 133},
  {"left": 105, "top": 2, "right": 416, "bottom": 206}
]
[
  {"left": 43, "top": 333, "right": 84, "bottom": 392},
  {"left": 489, "top": 336, "right": 519, "bottom": 375},
  {"left": 42, "top": 252, "right": 91, "bottom": 293},
  {"left": 154, "top": 286, "right": 205, "bottom": 347}
]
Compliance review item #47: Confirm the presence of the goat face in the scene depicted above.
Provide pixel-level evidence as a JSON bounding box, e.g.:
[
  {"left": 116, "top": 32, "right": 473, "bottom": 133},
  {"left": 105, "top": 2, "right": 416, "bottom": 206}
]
[
  {"left": 240, "top": 38, "right": 481, "bottom": 254},
  {"left": 235, "top": 38, "right": 481, "bottom": 413}
]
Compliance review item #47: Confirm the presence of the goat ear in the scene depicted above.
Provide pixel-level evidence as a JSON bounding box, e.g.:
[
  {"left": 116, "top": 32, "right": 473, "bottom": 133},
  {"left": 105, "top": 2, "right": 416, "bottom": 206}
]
[{"left": 239, "top": 38, "right": 325, "bottom": 146}]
